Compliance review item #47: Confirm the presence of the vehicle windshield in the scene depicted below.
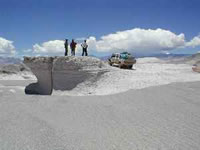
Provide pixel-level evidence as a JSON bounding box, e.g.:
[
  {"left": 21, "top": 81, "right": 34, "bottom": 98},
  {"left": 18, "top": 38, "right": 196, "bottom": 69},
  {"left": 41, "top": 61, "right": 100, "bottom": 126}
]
[
  {"left": 120, "top": 52, "right": 132, "bottom": 59},
  {"left": 120, "top": 54, "right": 128, "bottom": 59},
  {"left": 111, "top": 52, "right": 133, "bottom": 59}
]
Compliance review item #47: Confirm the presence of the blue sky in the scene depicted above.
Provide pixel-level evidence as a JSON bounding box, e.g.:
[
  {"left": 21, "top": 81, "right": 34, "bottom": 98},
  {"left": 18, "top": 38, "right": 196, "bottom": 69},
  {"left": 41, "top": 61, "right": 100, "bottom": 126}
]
[{"left": 0, "top": 0, "right": 200, "bottom": 57}]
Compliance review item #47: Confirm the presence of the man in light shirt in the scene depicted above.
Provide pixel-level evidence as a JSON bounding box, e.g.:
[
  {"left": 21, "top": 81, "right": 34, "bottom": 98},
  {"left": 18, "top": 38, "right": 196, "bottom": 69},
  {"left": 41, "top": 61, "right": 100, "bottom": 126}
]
[{"left": 81, "top": 40, "right": 88, "bottom": 56}]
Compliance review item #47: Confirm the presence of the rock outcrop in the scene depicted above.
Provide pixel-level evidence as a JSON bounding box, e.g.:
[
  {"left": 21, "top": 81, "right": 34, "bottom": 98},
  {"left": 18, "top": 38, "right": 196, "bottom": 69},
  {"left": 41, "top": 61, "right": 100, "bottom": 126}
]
[
  {"left": 186, "top": 53, "right": 200, "bottom": 73},
  {"left": 192, "top": 61, "right": 200, "bottom": 73},
  {"left": 24, "top": 56, "right": 107, "bottom": 95}
]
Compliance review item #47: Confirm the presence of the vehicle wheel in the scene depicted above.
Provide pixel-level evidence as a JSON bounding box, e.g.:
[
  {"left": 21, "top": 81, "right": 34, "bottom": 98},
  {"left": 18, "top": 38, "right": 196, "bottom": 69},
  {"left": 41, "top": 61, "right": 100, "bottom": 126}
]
[
  {"left": 129, "top": 65, "right": 133, "bottom": 69},
  {"left": 119, "top": 64, "right": 123, "bottom": 69},
  {"left": 108, "top": 60, "right": 112, "bottom": 66}
]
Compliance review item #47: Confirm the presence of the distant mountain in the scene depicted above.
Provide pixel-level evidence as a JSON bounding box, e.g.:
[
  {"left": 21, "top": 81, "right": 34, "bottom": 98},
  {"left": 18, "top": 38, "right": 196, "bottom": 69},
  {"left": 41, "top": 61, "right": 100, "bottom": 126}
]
[
  {"left": 0, "top": 63, "right": 30, "bottom": 74},
  {"left": 98, "top": 53, "right": 191, "bottom": 61},
  {"left": 0, "top": 57, "right": 22, "bottom": 64},
  {"left": 133, "top": 53, "right": 191, "bottom": 59},
  {"left": 184, "top": 53, "right": 200, "bottom": 64},
  {"left": 187, "top": 53, "right": 200, "bottom": 60},
  {"left": 99, "top": 56, "right": 110, "bottom": 61}
]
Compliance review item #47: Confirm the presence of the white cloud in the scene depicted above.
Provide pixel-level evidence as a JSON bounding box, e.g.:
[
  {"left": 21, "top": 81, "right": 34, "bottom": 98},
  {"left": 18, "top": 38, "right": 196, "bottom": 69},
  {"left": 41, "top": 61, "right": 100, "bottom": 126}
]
[
  {"left": 186, "top": 35, "right": 200, "bottom": 47},
  {"left": 31, "top": 28, "right": 200, "bottom": 56},
  {"left": 23, "top": 49, "right": 32, "bottom": 53},
  {"left": 0, "top": 37, "right": 15, "bottom": 56},
  {"left": 75, "top": 37, "right": 87, "bottom": 41},
  {"left": 87, "top": 28, "right": 186, "bottom": 53},
  {"left": 33, "top": 40, "right": 65, "bottom": 54},
  {"left": 33, "top": 39, "right": 82, "bottom": 55}
]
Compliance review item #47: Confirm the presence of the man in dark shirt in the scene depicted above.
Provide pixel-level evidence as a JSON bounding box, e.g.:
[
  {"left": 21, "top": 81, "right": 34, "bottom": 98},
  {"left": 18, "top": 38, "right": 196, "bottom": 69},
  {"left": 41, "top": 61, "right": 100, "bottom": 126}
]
[
  {"left": 64, "top": 39, "right": 68, "bottom": 56},
  {"left": 70, "top": 39, "right": 77, "bottom": 56}
]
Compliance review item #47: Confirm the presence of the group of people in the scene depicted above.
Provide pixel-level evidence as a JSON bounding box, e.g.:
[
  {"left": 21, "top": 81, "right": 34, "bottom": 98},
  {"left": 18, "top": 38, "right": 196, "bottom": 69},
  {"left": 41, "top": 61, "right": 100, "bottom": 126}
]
[{"left": 64, "top": 39, "right": 88, "bottom": 56}]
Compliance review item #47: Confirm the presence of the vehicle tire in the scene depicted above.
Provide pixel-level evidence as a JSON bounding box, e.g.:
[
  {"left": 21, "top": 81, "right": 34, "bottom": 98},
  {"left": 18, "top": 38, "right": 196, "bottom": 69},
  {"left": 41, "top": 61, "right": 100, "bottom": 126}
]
[
  {"left": 129, "top": 65, "right": 133, "bottom": 69},
  {"left": 108, "top": 60, "right": 112, "bottom": 66}
]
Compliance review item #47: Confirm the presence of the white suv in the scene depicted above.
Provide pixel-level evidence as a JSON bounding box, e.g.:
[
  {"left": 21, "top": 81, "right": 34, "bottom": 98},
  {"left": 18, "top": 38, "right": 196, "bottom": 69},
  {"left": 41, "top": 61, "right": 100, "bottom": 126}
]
[{"left": 108, "top": 52, "right": 136, "bottom": 69}]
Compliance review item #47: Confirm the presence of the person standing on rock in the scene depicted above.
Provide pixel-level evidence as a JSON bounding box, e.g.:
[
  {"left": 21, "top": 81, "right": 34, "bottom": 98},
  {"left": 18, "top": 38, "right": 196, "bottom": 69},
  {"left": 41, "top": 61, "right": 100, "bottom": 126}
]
[
  {"left": 64, "top": 39, "right": 68, "bottom": 56},
  {"left": 70, "top": 39, "right": 77, "bottom": 56},
  {"left": 81, "top": 40, "right": 88, "bottom": 56}
]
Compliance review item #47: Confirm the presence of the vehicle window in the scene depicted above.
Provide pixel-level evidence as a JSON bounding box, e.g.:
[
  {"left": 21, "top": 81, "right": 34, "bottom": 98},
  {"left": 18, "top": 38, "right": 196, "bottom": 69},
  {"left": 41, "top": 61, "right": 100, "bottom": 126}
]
[
  {"left": 120, "top": 54, "right": 128, "bottom": 59},
  {"left": 111, "top": 54, "right": 115, "bottom": 57}
]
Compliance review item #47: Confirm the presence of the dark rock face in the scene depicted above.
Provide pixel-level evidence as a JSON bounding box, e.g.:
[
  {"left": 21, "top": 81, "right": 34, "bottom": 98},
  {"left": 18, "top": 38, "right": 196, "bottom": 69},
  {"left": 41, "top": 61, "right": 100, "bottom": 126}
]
[
  {"left": 24, "top": 57, "right": 54, "bottom": 95},
  {"left": 23, "top": 56, "right": 107, "bottom": 95}
]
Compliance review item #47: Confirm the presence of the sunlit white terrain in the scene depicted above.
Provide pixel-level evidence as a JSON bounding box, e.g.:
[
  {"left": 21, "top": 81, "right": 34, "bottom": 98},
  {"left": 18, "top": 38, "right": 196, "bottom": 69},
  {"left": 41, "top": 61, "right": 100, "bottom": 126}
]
[
  {"left": 58, "top": 57, "right": 200, "bottom": 96},
  {"left": 0, "top": 56, "right": 200, "bottom": 150},
  {"left": 1, "top": 57, "right": 200, "bottom": 96}
]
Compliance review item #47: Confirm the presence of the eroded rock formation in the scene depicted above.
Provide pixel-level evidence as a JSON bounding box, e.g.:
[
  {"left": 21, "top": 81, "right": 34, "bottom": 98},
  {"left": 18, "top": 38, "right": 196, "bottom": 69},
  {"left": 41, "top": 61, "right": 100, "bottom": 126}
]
[
  {"left": 24, "top": 56, "right": 106, "bottom": 95},
  {"left": 192, "top": 61, "right": 200, "bottom": 73}
]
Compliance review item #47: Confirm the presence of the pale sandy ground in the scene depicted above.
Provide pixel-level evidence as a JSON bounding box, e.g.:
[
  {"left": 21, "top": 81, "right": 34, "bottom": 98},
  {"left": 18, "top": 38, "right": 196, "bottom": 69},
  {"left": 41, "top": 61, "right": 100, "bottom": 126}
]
[
  {"left": 1, "top": 57, "right": 200, "bottom": 96},
  {"left": 0, "top": 80, "right": 200, "bottom": 150}
]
